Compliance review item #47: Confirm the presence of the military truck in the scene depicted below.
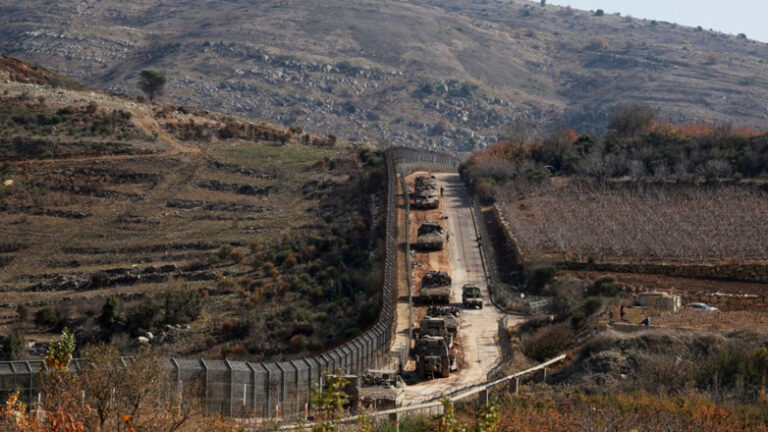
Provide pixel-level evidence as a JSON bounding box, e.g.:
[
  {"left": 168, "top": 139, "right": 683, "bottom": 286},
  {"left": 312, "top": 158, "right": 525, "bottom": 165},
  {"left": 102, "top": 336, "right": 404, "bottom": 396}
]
[
  {"left": 419, "top": 271, "right": 451, "bottom": 304},
  {"left": 462, "top": 284, "right": 483, "bottom": 309},
  {"left": 357, "top": 369, "right": 406, "bottom": 410},
  {"left": 414, "top": 220, "right": 444, "bottom": 251},
  {"left": 416, "top": 316, "right": 454, "bottom": 348},
  {"left": 426, "top": 306, "right": 460, "bottom": 335},
  {"left": 415, "top": 335, "right": 455, "bottom": 379}
]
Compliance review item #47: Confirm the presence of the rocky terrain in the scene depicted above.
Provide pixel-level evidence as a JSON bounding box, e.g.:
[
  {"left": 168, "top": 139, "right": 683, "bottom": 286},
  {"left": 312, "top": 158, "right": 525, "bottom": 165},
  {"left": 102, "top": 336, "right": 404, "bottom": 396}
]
[{"left": 1, "top": 0, "right": 767, "bottom": 152}]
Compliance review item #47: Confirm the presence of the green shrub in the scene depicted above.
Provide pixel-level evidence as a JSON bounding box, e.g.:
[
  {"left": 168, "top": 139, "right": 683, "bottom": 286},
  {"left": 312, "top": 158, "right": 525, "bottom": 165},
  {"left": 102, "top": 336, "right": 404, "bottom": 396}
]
[
  {"left": 98, "top": 296, "right": 122, "bottom": 331},
  {"left": 126, "top": 298, "right": 158, "bottom": 336},
  {"left": 161, "top": 285, "right": 203, "bottom": 325},
  {"left": 0, "top": 331, "right": 23, "bottom": 360},
  {"left": 523, "top": 322, "right": 575, "bottom": 362},
  {"left": 34, "top": 306, "right": 61, "bottom": 329},
  {"left": 570, "top": 311, "right": 587, "bottom": 329},
  {"left": 584, "top": 296, "right": 603, "bottom": 316},
  {"left": 587, "top": 276, "right": 621, "bottom": 297},
  {"left": 528, "top": 265, "right": 556, "bottom": 294}
]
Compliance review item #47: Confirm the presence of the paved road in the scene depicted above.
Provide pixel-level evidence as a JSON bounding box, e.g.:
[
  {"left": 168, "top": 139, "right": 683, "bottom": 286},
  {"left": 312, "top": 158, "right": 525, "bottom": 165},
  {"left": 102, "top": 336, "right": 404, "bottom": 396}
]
[{"left": 403, "top": 173, "right": 510, "bottom": 403}]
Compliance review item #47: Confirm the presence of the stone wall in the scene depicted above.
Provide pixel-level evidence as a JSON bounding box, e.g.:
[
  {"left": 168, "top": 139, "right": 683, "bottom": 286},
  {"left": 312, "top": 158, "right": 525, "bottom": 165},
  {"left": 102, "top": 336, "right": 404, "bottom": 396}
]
[{"left": 562, "top": 261, "right": 768, "bottom": 284}]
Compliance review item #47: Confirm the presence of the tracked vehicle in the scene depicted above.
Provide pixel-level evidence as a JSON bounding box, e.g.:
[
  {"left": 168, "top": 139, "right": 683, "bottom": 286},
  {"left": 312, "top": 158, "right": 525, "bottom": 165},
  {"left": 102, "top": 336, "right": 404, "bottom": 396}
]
[
  {"left": 416, "top": 316, "right": 454, "bottom": 348},
  {"left": 413, "top": 175, "right": 439, "bottom": 209},
  {"left": 426, "top": 306, "right": 460, "bottom": 334},
  {"left": 357, "top": 370, "right": 406, "bottom": 410},
  {"left": 415, "top": 335, "right": 456, "bottom": 379},
  {"left": 419, "top": 271, "right": 451, "bottom": 304},
  {"left": 414, "top": 220, "right": 444, "bottom": 251}
]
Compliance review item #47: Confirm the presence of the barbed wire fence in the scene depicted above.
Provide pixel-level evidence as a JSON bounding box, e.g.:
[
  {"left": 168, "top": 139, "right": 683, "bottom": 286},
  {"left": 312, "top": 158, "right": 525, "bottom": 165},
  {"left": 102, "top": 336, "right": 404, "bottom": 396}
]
[{"left": 0, "top": 148, "right": 461, "bottom": 421}]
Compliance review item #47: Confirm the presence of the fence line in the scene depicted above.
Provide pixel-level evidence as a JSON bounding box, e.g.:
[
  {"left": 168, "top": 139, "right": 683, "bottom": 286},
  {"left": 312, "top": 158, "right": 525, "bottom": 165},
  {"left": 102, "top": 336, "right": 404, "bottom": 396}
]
[{"left": 0, "top": 148, "right": 462, "bottom": 420}]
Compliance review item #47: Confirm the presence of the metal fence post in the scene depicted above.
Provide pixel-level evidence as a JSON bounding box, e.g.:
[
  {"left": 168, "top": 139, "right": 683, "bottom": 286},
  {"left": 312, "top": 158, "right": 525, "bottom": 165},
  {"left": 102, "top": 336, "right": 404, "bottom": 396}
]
[
  {"left": 225, "top": 359, "right": 233, "bottom": 417},
  {"left": 200, "top": 359, "right": 209, "bottom": 416}
]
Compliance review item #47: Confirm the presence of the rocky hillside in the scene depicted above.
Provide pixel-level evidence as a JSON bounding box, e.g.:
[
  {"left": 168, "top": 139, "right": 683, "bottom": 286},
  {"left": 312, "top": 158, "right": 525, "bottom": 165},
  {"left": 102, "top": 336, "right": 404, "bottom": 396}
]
[{"left": 1, "top": 0, "right": 766, "bottom": 152}]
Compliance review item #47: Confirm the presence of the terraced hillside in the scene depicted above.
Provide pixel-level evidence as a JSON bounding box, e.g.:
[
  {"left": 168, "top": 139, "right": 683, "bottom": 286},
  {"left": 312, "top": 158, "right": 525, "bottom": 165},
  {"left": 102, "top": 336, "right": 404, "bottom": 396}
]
[
  {"left": 0, "top": 58, "right": 386, "bottom": 361},
  {"left": 1, "top": 0, "right": 767, "bottom": 152}
]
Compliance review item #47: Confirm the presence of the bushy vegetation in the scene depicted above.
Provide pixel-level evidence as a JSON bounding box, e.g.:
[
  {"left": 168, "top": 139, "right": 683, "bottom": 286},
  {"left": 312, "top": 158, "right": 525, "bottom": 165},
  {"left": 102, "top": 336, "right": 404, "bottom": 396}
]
[
  {"left": 461, "top": 103, "right": 768, "bottom": 192},
  {"left": 0, "top": 94, "right": 146, "bottom": 159}
]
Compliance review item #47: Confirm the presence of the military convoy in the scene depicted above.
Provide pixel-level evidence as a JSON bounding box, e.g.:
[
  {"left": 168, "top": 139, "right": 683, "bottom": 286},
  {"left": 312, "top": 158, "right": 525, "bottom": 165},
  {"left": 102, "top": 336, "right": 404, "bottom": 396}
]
[
  {"left": 410, "top": 174, "right": 459, "bottom": 380},
  {"left": 419, "top": 271, "right": 452, "bottom": 304},
  {"left": 462, "top": 284, "right": 483, "bottom": 309},
  {"left": 414, "top": 220, "right": 444, "bottom": 251},
  {"left": 412, "top": 175, "right": 440, "bottom": 209}
]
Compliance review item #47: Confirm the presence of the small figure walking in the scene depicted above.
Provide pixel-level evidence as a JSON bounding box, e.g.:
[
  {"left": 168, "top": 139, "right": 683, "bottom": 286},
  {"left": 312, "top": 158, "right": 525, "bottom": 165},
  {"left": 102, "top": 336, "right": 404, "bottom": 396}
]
[
  {"left": 440, "top": 186, "right": 444, "bottom": 197},
  {"left": 446, "top": 232, "right": 450, "bottom": 243},
  {"left": 640, "top": 316, "right": 651, "bottom": 326},
  {"left": 620, "top": 304, "right": 626, "bottom": 322}
]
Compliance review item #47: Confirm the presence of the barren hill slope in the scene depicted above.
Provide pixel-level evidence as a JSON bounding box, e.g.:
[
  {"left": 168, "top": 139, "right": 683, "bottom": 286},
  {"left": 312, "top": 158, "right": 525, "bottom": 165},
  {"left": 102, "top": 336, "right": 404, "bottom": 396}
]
[{"left": 1, "top": 0, "right": 767, "bottom": 151}]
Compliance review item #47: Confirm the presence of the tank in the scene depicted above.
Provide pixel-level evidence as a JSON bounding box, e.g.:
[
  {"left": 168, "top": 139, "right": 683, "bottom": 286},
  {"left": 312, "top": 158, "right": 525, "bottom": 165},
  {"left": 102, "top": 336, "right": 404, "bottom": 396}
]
[
  {"left": 419, "top": 271, "right": 451, "bottom": 304},
  {"left": 426, "top": 306, "right": 460, "bottom": 334},
  {"left": 462, "top": 284, "right": 483, "bottom": 309},
  {"left": 417, "top": 316, "right": 454, "bottom": 348},
  {"left": 413, "top": 176, "right": 439, "bottom": 209},
  {"left": 357, "top": 369, "right": 406, "bottom": 410},
  {"left": 415, "top": 335, "right": 455, "bottom": 379},
  {"left": 414, "top": 220, "right": 444, "bottom": 251}
]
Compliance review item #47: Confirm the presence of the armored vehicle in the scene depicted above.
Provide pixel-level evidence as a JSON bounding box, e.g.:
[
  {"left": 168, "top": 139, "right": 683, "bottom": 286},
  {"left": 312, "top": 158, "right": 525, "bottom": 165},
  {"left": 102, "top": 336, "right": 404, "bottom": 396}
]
[
  {"left": 357, "top": 369, "right": 406, "bottom": 410},
  {"left": 415, "top": 176, "right": 437, "bottom": 191},
  {"left": 415, "top": 335, "right": 455, "bottom": 379},
  {"left": 413, "top": 176, "right": 439, "bottom": 209},
  {"left": 426, "top": 306, "right": 460, "bottom": 334},
  {"left": 414, "top": 220, "right": 444, "bottom": 251},
  {"left": 416, "top": 316, "right": 454, "bottom": 348},
  {"left": 419, "top": 271, "right": 451, "bottom": 304},
  {"left": 462, "top": 284, "right": 483, "bottom": 309},
  {"left": 413, "top": 191, "right": 439, "bottom": 210}
]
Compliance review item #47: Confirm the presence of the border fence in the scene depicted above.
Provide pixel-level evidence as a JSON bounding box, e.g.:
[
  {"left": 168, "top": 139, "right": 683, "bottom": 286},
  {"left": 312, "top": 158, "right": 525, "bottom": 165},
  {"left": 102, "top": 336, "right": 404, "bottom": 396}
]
[{"left": 0, "top": 148, "right": 461, "bottom": 420}]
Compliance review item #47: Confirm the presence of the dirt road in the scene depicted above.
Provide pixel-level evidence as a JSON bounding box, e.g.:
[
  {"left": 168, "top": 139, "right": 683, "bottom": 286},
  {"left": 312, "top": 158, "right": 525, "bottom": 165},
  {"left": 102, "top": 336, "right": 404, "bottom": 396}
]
[{"left": 400, "top": 173, "right": 515, "bottom": 403}]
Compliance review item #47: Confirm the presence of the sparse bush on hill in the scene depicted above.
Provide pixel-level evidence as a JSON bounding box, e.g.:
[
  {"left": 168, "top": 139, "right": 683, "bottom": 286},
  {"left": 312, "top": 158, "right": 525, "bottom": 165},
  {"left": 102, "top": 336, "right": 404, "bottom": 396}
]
[
  {"left": 587, "top": 37, "right": 609, "bottom": 50},
  {"left": 34, "top": 306, "right": 63, "bottom": 330}
]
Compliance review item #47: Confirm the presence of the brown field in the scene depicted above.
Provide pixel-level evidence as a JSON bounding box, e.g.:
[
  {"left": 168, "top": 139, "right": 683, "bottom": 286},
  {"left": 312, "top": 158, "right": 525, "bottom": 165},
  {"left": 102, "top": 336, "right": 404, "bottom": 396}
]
[{"left": 502, "top": 182, "right": 768, "bottom": 264}]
